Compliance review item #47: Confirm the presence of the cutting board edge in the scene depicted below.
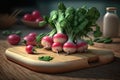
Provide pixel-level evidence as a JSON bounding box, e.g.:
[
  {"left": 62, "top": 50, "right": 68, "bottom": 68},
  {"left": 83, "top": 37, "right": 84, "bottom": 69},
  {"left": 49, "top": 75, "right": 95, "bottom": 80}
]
[{"left": 5, "top": 47, "right": 114, "bottom": 73}]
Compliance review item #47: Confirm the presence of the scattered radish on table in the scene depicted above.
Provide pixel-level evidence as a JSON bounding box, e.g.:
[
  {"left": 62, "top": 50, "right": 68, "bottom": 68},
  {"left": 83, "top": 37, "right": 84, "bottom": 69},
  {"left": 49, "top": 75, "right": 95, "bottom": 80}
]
[
  {"left": 28, "top": 32, "right": 37, "bottom": 37},
  {"left": 26, "top": 45, "right": 36, "bottom": 54},
  {"left": 23, "top": 34, "right": 36, "bottom": 46},
  {"left": 7, "top": 34, "right": 21, "bottom": 45}
]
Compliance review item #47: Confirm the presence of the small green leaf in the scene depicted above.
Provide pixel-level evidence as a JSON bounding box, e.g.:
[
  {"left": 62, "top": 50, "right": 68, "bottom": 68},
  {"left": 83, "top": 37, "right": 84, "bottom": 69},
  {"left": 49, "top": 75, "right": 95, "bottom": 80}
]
[
  {"left": 36, "top": 33, "right": 47, "bottom": 43},
  {"left": 93, "top": 31, "right": 102, "bottom": 37},
  {"left": 39, "top": 21, "right": 47, "bottom": 27},
  {"left": 86, "top": 40, "right": 94, "bottom": 46},
  {"left": 38, "top": 56, "right": 54, "bottom": 61},
  {"left": 2, "top": 30, "right": 12, "bottom": 36},
  {"left": 58, "top": 2, "right": 66, "bottom": 11},
  {"left": 96, "top": 39, "right": 104, "bottom": 43},
  {"left": 104, "top": 39, "right": 112, "bottom": 44},
  {"left": 93, "top": 38, "right": 100, "bottom": 42},
  {"left": 15, "top": 31, "right": 22, "bottom": 36}
]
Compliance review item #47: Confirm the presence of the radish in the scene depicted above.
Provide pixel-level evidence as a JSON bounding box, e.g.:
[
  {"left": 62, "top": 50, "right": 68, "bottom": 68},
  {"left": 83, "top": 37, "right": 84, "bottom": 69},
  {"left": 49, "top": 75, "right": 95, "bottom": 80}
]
[
  {"left": 32, "top": 10, "right": 41, "bottom": 21},
  {"left": 23, "top": 35, "right": 36, "bottom": 46},
  {"left": 63, "top": 22, "right": 77, "bottom": 54},
  {"left": 52, "top": 42, "right": 63, "bottom": 53},
  {"left": 76, "top": 39, "right": 88, "bottom": 52},
  {"left": 28, "top": 32, "right": 37, "bottom": 37},
  {"left": 23, "top": 14, "right": 33, "bottom": 21},
  {"left": 8, "top": 34, "right": 21, "bottom": 45},
  {"left": 41, "top": 36, "right": 53, "bottom": 49},
  {"left": 26, "top": 45, "right": 36, "bottom": 54},
  {"left": 53, "top": 33, "right": 67, "bottom": 44},
  {"left": 83, "top": 42, "right": 88, "bottom": 51},
  {"left": 63, "top": 41, "right": 76, "bottom": 54},
  {"left": 62, "top": 19, "right": 77, "bottom": 54},
  {"left": 41, "top": 29, "right": 56, "bottom": 49},
  {"left": 53, "top": 22, "right": 68, "bottom": 44}
]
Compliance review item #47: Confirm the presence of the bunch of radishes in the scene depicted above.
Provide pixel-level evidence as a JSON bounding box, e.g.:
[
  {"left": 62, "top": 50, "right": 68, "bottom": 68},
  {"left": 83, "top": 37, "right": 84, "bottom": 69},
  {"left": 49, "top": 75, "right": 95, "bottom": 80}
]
[
  {"left": 40, "top": 3, "right": 87, "bottom": 54},
  {"left": 40, "top": 2, "right": 100, "bottom": 54},
  {"left": 41, "top": 28, "right": 88, "bottom": 54}
]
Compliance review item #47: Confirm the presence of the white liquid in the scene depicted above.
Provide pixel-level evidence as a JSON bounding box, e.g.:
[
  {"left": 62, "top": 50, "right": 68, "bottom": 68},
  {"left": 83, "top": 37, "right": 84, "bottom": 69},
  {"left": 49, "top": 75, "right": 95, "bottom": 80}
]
[{"left": 103, "top": 12, "right": 120, "bottom": 37}]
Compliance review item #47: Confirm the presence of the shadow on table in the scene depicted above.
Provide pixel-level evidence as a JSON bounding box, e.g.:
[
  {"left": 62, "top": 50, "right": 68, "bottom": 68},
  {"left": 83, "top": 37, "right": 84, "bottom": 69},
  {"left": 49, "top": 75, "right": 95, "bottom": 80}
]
[{"left": 53, "top": 57, "right": 120, "bottom": 80}]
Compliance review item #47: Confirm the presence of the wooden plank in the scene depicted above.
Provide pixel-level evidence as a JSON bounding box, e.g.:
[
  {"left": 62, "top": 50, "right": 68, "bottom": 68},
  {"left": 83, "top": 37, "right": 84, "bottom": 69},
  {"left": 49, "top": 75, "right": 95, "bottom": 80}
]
[{"left": 5, "top": 46, "right": 114, "bottom": 73}]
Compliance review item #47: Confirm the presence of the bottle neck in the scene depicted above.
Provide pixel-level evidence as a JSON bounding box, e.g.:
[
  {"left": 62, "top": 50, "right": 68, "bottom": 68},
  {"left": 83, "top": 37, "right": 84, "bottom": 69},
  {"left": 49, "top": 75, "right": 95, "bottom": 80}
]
[{"left": 107, "top": 10, "right": 117, "bottom": 14}]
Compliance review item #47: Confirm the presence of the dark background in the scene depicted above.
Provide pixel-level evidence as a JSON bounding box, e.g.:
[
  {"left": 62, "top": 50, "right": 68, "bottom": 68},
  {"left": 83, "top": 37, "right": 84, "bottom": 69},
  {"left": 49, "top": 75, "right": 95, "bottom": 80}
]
[
  {"left": 0, "top": 0, "right": 120, "bottom": 18},
  {"left": 0, "top": 0, "right": 36, "bottom": 14}
]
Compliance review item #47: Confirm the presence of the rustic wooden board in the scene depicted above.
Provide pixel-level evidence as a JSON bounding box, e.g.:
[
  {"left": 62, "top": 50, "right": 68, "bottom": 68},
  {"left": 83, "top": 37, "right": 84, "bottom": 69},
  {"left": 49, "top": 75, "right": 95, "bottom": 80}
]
[{"left": 5, "top": 46, "right": 114, "bottom": 73}]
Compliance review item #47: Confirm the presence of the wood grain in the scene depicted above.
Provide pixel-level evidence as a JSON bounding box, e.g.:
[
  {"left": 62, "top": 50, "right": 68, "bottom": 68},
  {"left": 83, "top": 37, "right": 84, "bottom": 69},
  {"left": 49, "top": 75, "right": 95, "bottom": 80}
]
[
  {"left": 1, "top": 39, "right": 120, "bottom": 80},
  {"left": 5, "top": 46, "right": 114, "bottom": 73}
]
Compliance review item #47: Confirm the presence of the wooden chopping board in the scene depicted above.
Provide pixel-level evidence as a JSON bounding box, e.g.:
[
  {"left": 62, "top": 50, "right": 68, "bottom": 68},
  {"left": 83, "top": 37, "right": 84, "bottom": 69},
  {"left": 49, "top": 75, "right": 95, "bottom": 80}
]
[{"left": 5, "top": 46, "right": 114, "bottom": 73}]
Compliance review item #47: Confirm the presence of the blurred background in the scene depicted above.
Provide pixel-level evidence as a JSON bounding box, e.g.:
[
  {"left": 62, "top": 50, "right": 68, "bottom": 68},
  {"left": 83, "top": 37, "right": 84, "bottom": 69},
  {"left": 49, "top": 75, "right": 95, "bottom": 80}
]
[
  {"left": 0, "top": 0, "right": 120, "bottom": 18},
  {"left": 0, "top": 0, "right": 120, "bottom": 37}
]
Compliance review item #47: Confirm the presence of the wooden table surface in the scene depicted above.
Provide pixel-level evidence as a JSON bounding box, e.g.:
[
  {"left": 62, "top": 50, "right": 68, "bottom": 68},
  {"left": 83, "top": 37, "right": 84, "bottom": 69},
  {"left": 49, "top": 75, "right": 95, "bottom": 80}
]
[{"left": 0, "top": 24, "right": 120, "bottom": 80}]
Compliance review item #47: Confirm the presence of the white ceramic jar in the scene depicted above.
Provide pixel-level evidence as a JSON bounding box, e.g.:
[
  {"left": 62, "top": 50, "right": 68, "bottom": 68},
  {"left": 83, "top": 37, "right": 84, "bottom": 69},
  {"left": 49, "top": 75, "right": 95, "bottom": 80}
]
[{"left": 103, "top": 7, "right": 120, "bottom": 37}]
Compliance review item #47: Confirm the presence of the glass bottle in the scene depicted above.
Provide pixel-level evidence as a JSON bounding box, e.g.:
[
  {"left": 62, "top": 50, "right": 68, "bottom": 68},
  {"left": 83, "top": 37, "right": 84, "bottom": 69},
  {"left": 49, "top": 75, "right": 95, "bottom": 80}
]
[{"left": 103, "top": 7, "right": 120, "bottom": 37}]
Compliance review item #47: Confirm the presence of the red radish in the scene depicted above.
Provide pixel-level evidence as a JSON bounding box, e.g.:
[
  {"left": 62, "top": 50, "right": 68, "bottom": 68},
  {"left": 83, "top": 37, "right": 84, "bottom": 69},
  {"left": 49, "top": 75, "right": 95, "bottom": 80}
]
[
  {"left": 53, "top": 33, "right": 68, "bottom": 44},
  {"left": 83, "top": 43, "right": 88, "bottom": 51},
  {"left": 52, "top": 42, "right": 63, "bottom": 53},
  {"left": 63, "top": 41, "right": 76, "bottom": 54},
  {"left": 26, "top": 45, "right": 35, "bottom": 54},
  {"left": 76, "top": 43, "right": 84, "bottom": 52},
  {"left": 35, "top": 17, "right": 44, "bottom": 22},
  {"left": 28, "top": 32, "right": 37, "bottom": 37},
  {"left": 41, "top": 29, "right": 56, "bottom": 49},
  {"left": 76, "top": 40, "right": 88, "bottom": 52},
  {"left": 23, "top": 14, "right": 33, "bottom": 21},
  {"left": 61, "top": 20, "right": 76, "bottom": 54},
  {"left": 52, "top": 22, "right": 68, "bottom": 44},
  {"left": 76, "top": 41, "right": 85, "bottom": 52},
  {"left": 41, "top": 36, "right": 53, "bottom": 49},
  {"left": 32, "top": 10, "right": 41, "bottom": 20},
  {"left": 23, "top": 35, "right": 36, "bottom": 46},
  {"left": 7, "top": 34, "right": 21, "bottom": 45}
]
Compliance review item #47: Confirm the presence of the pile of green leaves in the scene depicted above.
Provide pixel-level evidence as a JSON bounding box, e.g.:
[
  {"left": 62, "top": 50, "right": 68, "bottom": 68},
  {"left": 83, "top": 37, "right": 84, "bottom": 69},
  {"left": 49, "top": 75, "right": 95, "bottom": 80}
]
[{"left": 94, "top": 37, "right": 112, "bottom": 44}]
